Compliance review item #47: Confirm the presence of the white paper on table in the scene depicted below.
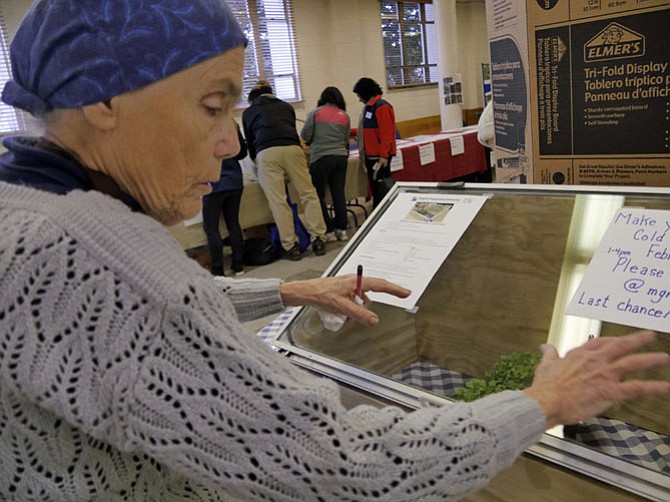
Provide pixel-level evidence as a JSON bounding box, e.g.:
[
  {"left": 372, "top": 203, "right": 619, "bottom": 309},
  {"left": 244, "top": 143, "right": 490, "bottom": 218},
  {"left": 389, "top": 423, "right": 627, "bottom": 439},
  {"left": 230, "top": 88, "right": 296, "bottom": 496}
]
[
  {"left": 567, "top": 208, "right": 670, "bottom": 333},
  {"left": 426, "top": 133, "right": 459, "bottom": 142},
  {"left": 440, "top": 125, "right": 478, "bottom": 135},
  {"left": 390, "top": 149, "right": 404, "bottom": 172},
  {"left": 335, "top": 192, "right": 489, "bottom": 310},
  {"left": 450, "top": 135, "right": 465, "bottom": 156},
  {"left": 184, "top": 210, "right": 203, "bottom": 226},
  {"left": 404, "top": 135, "right": 435, "bottom": 144},
  {"left": 418, "top": 143, "right": 436, "bottom": 166}
]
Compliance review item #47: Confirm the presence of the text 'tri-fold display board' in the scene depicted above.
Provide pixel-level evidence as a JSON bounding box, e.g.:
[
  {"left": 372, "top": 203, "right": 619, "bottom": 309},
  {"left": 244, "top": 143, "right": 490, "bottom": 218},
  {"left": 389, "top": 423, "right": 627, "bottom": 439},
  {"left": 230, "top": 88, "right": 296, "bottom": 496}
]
[{"left": 485, "top": 0, "right": 670, "bottom": 187}]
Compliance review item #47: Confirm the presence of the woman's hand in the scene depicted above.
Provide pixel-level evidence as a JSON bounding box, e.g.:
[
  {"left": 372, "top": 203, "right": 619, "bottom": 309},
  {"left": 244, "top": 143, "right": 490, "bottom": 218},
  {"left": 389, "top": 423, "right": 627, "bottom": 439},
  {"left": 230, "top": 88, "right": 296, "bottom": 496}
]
[
  {"left": 279, "top": 275, "right": 410, "bottom": 326},
  {"left": 524, "top": 330, "right": 670, "bottom": 429}
]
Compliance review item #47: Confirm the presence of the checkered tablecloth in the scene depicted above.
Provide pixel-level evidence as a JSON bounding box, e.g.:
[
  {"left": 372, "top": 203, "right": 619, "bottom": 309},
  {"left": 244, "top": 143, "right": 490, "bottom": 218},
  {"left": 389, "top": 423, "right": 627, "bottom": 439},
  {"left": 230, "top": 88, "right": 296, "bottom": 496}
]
[
  {"left": 564, "top": 419, "right": 670, "bottom": 475},
  {"left": 392, "top": 360, "right": 472, "bottom": 397},
  {"left": 256, "top": 307, "right": 300, "bottom": 343},
  {"left": 392, "top": 360, "right": 670, "bottom": 476}
]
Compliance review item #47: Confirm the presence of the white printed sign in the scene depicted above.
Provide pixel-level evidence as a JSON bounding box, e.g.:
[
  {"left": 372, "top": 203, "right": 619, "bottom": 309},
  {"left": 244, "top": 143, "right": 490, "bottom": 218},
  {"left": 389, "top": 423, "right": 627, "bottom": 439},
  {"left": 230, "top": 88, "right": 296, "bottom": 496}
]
[
  {"left": 335, "top": 192, "right": 488, "bottom": 310},
  {"left": 450, "top": 135, "right": 465, "bottom": 156},
  {"left": 390, "top": 149, "right": 404, "bottom": 172},
  {"left": 418, "top": 143, "right": 436, "bottom": 166},
  {"left": 567, "top": 208, "right": 670, "bottom": 333}
]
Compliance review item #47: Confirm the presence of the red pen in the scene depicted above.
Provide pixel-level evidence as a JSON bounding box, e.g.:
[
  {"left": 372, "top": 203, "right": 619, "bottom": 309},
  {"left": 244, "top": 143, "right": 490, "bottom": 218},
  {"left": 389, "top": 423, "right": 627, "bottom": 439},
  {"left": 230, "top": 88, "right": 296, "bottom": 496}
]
[{"left": 355, "top": 264, "right": 363, "bottom": 299}]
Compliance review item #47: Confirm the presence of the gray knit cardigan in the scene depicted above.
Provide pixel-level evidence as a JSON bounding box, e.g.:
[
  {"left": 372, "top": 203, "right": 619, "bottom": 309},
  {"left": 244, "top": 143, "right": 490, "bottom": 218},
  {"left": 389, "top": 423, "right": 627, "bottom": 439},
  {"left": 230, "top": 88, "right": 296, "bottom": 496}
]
[{"left": 0, "top": 182, "right": 546, "bottom": 501}]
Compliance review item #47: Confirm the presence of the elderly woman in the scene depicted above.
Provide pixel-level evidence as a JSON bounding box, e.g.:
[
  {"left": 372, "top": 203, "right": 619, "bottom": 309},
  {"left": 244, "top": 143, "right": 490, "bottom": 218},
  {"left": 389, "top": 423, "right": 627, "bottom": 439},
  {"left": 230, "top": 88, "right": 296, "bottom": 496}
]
[{"left": 0, "top": 1, "right": 668, "bottom": 501}]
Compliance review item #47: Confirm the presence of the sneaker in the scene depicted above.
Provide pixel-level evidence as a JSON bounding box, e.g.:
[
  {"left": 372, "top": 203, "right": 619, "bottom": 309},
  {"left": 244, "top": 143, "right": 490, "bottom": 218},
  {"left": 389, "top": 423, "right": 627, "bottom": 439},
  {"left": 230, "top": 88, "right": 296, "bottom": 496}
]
[
  {"left": 232, "top": 262, "right": 244, "bottom": 276},
  {"left": 281, "top": 244, "right": 302, "bottom": 261},
  {"left": 312, "top": 237, "right": 326, "bottom": 256},
  {"left": 335, "top": 229, "right": 349, "bottom": 241},
  {"left": 324, "top": 231, "right": 337, "bottom": 243}
]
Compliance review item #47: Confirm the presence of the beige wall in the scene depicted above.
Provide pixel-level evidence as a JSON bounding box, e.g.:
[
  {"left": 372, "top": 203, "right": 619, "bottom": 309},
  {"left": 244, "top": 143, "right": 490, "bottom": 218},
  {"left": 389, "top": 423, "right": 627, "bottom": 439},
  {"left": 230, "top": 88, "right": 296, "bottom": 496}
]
[
  {"left": 455, "top": 1, "right": 490, "bottom": 110},
  {"left": 293, "top": 0, "right": 489, "bottom": 122},
  {"left": 2, "top": 0, "right": 489, "bottom": 127}
]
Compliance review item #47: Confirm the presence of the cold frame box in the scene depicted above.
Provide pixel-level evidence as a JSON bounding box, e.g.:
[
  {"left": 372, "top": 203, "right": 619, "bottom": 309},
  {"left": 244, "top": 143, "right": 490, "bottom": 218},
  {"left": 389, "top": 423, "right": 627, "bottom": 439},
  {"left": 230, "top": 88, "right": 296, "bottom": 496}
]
[
  {"left": 485, "top": 0, "right": 670, "bottom": 186},
  {"left": 269, "top": 183, "right": 670, "bottom": 501}
]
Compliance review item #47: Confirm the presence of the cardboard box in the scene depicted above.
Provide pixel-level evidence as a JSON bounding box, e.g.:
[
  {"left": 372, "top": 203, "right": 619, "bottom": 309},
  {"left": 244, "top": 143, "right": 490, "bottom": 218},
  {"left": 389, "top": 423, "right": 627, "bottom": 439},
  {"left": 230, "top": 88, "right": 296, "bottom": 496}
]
[{"left": 486, "top": 0, "right": 670, "bottom": 186}]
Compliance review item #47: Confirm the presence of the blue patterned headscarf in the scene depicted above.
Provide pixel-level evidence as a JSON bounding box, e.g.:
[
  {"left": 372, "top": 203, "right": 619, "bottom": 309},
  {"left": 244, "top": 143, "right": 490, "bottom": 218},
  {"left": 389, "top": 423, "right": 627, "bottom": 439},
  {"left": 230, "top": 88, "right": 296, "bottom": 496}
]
[{"left": 2, "top": 0, "right": 247, "bottom": 116}]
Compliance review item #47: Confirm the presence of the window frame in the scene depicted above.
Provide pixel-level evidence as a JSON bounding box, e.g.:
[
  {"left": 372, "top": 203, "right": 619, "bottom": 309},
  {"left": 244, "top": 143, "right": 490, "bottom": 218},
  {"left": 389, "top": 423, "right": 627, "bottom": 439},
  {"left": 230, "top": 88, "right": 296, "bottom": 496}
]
[
  {"left": 0, "top": 5, "right": 25, "bottom": 137},
  {"left": 380, "top": 1, "right": 438, "bottom": 90},
  {"left": 0, "top": 1, "right": 303, "bottom": 122},
  {"left": 232, "top": 0, "right": 302, "bottom": 106}
]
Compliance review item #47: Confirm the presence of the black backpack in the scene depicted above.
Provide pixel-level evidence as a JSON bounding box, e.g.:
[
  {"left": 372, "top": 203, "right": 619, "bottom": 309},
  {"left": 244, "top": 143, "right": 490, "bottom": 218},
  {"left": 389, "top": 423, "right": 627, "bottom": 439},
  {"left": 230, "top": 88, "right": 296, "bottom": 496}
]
[{"left": 242, "top": 237, "right": 279, "bottom": 266}]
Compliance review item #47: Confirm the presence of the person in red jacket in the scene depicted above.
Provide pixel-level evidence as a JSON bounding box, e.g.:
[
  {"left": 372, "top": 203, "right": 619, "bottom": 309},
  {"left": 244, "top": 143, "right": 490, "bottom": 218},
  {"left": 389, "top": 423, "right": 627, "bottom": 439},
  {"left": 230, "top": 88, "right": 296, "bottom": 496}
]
[{"left": 352, "top": 77, "right": 397, "bottom": 208}]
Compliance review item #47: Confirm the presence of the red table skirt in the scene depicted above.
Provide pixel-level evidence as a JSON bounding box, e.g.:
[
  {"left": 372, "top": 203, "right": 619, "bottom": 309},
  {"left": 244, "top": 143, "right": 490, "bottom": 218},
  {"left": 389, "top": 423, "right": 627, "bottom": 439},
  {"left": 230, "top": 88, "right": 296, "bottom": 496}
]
[{"left": 391, "top": 129, "right": 487, "bottom": 182}]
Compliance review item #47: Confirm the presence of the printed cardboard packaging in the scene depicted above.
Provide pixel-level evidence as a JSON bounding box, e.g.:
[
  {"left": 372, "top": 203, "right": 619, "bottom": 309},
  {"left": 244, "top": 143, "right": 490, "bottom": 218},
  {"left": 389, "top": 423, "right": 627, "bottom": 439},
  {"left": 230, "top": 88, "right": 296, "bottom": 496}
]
[{"left": 485, "top": 0, "right": 669, "bottom": 186}]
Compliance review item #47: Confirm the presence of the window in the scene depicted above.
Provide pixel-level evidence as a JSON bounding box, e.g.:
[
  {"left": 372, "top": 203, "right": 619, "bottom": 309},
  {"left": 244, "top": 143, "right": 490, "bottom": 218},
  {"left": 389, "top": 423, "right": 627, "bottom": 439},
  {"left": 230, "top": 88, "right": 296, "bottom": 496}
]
[
  {"left": 0, "top": 2, "right": 300, "bottom": 123},
  {"left": 380, "top": 1, "right": 438, "bottom": 89},
  {"left": 0, "top": 6, "right": 25, "bottom": 136},
  {"left": 228, "top": 0, "right": 301, "bottom": 103}
]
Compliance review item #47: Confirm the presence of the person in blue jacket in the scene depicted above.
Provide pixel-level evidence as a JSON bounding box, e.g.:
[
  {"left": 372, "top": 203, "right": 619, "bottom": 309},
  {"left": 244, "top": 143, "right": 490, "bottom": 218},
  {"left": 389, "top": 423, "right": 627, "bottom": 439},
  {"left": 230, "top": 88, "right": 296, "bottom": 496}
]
[{"left": 202, "top": 119, "right": 247, "bottom": 276}]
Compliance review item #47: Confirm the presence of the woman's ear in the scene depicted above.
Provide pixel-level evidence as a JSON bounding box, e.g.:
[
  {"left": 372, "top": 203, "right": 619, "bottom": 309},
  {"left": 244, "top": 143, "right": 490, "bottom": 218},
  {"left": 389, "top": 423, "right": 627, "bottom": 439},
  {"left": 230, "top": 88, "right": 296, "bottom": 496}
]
[{"left": 81, "top": 99, "right": 117, "bottom": 130}]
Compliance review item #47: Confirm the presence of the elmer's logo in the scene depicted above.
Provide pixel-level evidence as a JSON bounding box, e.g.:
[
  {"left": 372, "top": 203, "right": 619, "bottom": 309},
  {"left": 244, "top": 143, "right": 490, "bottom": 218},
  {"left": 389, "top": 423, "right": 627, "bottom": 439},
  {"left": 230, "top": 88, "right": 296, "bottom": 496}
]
[{"left": 584, "top": 22, "right": 645, "bottom": 62}]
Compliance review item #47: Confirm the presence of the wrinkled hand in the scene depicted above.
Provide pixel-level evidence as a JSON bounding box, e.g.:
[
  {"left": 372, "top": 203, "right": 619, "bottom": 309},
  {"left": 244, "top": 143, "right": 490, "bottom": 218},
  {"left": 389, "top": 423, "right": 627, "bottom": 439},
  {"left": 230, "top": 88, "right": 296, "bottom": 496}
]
[
  {"left": 280, "top": 275, "right": 410, "bottom": 326},
  {"left": 524, "top": 330, "right": 670, "bottom": 429}
]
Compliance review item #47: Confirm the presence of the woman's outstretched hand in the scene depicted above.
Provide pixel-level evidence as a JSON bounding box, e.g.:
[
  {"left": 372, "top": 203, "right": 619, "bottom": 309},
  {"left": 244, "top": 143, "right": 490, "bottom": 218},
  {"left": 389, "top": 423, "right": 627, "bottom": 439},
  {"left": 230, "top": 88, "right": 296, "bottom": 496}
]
[
  {"left": 280, "top": 274, "right": 411, "bottom": 326},
  {"left": 524, "top": 330, "right": 670, "bottom": 429}
]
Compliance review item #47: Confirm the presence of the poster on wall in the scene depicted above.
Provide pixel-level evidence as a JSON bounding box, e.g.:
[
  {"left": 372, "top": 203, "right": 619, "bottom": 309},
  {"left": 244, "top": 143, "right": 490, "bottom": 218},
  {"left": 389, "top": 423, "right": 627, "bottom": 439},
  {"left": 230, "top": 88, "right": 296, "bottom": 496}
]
[
  {"left": 443, "top": 75, "right": 463, "bottom": 105},
  {"left": 482, "top": 63, "right": 492, "bottom": 105}
]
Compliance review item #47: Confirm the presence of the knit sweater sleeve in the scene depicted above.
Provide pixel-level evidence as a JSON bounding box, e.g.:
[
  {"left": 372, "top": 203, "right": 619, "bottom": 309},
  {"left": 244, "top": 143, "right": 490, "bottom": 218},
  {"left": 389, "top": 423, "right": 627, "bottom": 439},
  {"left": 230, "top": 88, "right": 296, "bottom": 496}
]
[
  {"left": 1, "top": 189, "right": 547, "bottom": 501},
  {"left": 112, "top": 284, "right": 546, "bottom": 500},
  {"left": 212, "top": 275, "right": 284, "bottom": 322}
]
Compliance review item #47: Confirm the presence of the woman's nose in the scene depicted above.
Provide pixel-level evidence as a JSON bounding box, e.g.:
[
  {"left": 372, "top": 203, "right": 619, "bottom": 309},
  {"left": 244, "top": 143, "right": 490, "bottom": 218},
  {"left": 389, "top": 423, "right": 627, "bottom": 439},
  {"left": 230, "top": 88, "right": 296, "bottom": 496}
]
[{"left": 214, "top": 122, "right": 240, "bottom": 159}]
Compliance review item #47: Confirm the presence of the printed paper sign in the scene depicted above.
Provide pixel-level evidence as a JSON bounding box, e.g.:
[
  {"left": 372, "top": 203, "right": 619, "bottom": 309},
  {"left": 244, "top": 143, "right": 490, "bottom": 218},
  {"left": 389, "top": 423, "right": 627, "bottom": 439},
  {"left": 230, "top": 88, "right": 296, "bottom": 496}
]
[
  {"left": 418, "top": 143, "right": 436, "bottom": 166},
  {"left": 335, "top": 192, "right": 488, "bottom": 310},
  {"left": 450, "top": 135, "right": 465, "bottom": 156},
  {"left": 390, "top": 149, "right": 404, "bottom": 172},
  {"left": 567, "top": 208, "right": 670, "bottom": 333}
]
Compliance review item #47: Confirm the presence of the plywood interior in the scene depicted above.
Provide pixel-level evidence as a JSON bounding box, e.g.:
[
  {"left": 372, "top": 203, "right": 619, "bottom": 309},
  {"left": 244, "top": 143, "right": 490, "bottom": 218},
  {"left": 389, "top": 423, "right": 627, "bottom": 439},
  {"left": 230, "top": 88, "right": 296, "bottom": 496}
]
[
  {"left": 416, "top": 195, "right": 575, "bottom": 377},
  {"left": 288, "top": 305, "right": 417, "bottom": 376}
]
